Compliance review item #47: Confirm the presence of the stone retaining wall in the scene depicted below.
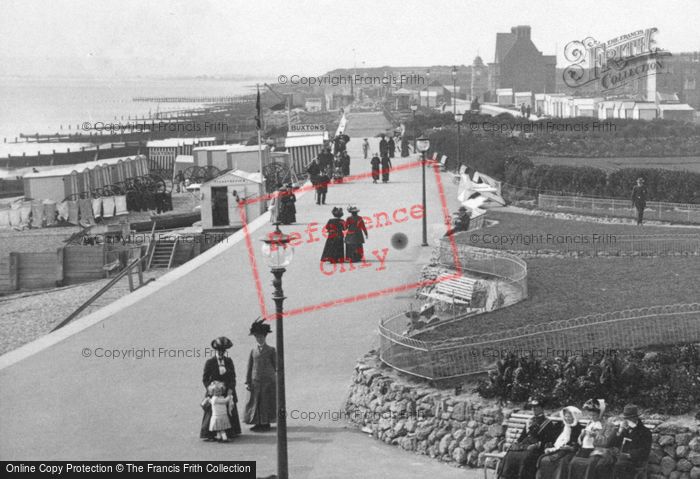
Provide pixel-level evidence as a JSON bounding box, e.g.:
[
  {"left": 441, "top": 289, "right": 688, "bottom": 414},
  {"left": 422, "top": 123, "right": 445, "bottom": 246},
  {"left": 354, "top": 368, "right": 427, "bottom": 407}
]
[{"left": 345, "top": 353, "right": 700, "bottom": 478}]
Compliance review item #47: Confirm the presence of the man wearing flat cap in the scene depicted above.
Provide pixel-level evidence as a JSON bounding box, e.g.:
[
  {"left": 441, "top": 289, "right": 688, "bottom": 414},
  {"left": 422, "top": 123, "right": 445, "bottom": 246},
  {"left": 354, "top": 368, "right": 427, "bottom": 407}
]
[{"left": 610, "top": 404, "right": 652, "bottom": 479}]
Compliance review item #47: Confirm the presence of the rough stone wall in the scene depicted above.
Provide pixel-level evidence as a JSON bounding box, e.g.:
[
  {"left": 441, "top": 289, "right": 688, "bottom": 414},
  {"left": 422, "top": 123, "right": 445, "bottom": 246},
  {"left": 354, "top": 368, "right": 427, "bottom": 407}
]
[{"left": 345, "top": 353, "right": 700, "bottom": 478}]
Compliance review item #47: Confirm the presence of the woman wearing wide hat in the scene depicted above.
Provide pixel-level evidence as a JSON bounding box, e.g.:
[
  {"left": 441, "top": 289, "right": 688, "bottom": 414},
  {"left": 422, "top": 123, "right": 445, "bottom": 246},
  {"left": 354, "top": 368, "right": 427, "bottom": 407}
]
[
  {"left": 244, "top": 319, "right": 277, "bottom": 432},
  {"left": 321, "top": 207, "right": 345, "bottom": 263},
  {"left": 344, "top": 206, "right": 368, "bottom": 263},
  {"left": 200, "top": 336, "right": 241, "bottom": 440}
]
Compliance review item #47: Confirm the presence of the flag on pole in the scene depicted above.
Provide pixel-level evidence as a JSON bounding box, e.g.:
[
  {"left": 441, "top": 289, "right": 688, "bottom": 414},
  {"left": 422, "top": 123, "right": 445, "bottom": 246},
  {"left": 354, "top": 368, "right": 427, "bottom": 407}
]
[{"left": 255, "top": 85, "right": 262, "bottom": 130}]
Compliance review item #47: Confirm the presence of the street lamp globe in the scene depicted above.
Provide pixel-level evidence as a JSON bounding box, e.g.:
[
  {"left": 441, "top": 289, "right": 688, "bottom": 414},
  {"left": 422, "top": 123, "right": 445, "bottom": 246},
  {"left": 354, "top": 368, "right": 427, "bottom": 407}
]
[
  {"left": 455, "top": 113, "right": 463, "bottom": 123},
  {"left": 410, "top": 104, "right": 418, "bottom": 112},
  {"left": 261, "top": 225, "right": 295, "bottom": 270},
  {"left": 451, "top": 65, "right": 457, "bottom": 78},
  {"left": 416, "top": 138, "right": 430, "bottom": 153}
]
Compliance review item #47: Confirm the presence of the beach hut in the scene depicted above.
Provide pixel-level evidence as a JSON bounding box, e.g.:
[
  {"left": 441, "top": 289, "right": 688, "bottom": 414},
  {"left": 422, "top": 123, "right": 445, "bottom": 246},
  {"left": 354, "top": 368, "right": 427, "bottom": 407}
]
[
  {"left": 192, "top": 144, "right": 273, "bottom": 173},
  {"left": 284, "top": 135, "right": 325, "bottom": 176},
  {"left": 200, "top": 170, "right": 263, "bottom": 230},
  {"left": 22, "top": 155, "right": 147, "bottom": 202}
]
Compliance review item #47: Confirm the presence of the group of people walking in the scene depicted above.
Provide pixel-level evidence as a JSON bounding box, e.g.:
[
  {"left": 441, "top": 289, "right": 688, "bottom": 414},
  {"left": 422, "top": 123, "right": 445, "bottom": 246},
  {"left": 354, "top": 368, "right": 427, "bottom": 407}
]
[
  {"left": 200, "top": 320, "right": 277, "bottom": 442},
  {"left": 320, "top": 206, "right": 369, "bottom": 263},
  {"left": 498, "top": 397, "right": 652, "bottom": 479}
]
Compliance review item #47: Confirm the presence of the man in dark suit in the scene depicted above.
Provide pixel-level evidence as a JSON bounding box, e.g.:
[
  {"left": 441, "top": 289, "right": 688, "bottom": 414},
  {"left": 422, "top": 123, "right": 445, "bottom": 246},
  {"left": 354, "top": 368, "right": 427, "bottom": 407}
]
[
  {"left": 379, "top": 134, "right": 389, "bottom": 159},
  {"left": 631, "top": 177, "right": 648, "bottom": 225},
  {"left": 610, "top": 405, "right": 652, "bottom": 479}
]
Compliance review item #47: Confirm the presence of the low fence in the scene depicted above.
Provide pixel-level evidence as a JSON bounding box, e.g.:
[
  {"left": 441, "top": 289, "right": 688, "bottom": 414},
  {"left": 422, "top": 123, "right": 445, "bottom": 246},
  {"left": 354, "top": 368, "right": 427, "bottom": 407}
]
[
  {"left": 433, "top": 237, "right": 528, "bottom": 298},
  {"left": 378, "top": 303, "right": 700, "bottom": 380},
  {"left": 538, "top": 194, "right": 700, "bottom": 224},
  {"left": 465, "top": 231, "right": 700, "bottom": 256}
]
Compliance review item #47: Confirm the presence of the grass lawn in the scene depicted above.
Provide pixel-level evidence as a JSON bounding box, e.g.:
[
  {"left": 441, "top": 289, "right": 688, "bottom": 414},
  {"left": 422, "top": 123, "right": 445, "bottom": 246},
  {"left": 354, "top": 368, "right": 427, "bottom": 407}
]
[
  {"left": 423, "top": 255, "right": 700, "bottom": 341},
  {"left": 463, "top": 210, "right": 700, "bottom": 252},
  {"left": 422, "top": 210, "right": 700, "bottom": 341},
  {"left": 530, "top": 155, "right": 700, "bottom": 174}
]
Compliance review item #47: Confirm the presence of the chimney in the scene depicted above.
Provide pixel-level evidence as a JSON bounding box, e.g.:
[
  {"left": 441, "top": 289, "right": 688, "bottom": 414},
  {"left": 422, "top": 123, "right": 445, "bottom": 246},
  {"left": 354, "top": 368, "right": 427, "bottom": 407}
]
[{"left": 511, "top": 25, "right": 531, "bottom": 40}]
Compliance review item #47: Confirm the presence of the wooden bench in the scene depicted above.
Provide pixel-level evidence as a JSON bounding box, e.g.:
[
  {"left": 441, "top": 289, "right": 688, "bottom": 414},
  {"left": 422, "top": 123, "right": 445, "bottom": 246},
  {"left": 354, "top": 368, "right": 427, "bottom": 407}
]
[
  {"left": 422, "top": 274, "right": 476, "bottom": 305},
  {"left": 482, "top": 412, "right": 659, "bottom": 479}
]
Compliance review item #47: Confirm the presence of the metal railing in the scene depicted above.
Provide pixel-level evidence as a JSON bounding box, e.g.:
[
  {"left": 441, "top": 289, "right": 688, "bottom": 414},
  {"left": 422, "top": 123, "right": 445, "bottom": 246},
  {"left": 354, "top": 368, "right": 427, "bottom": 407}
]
[
  {"left": 378, "top": 303, "right": 700, "bottom": 381},
  {"left": 538, "top": 194, "right": 700, "bottom": 224}
]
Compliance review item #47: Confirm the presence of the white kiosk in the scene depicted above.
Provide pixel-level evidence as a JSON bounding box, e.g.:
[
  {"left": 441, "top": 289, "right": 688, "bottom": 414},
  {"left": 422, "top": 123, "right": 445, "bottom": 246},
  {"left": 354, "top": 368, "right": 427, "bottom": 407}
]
[{"left": 200, "top": 170, "right": 263, "bottom": 230}]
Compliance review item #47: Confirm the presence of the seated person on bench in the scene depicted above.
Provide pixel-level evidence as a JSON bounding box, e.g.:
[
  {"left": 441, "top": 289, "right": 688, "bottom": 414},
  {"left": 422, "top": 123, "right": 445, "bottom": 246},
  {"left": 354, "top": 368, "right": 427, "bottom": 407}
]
[
  {"left": 444, "top": 206, "right": 471, "bottom": 236},
  {"left": 498, "top": 396, "right": 561, "bottom": 479},
  {"left": 609, "top": 404, "right": 652, "bottom": 479}
]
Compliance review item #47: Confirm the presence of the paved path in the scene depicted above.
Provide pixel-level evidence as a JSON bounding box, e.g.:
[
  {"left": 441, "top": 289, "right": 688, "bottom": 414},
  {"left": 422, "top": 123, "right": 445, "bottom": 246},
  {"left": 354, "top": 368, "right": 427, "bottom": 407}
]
[{"left": 0, "top": 113, "right": 478, "bottom": 478}]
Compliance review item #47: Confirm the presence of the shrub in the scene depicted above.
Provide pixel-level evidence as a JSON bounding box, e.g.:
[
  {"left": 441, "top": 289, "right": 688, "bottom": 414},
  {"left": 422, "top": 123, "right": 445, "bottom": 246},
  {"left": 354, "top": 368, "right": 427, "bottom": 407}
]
[{"left": 475, "top": 343, "right": 700, "bottom": 415}]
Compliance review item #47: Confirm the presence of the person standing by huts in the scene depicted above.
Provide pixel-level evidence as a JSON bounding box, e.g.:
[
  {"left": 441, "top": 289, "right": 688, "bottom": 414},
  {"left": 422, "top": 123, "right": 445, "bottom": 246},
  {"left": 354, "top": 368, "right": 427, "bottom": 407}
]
[
  {"left": 244, "top": 319, "right": 277, "bottom": 432},
  {"left": 200, "top": 336, "right": 241, "bottom": 441},
  {"left": 370, "top": 153, "right": 381, "bottom": 184},
  {"left": 277, "top": 185, "right": 296, "bottom": 224},
  {"left": 344, "top": 206, "right": 368, "bottom": 262},
  {"left": 321, "top": 207, "right": 345, "bottom": 263}
]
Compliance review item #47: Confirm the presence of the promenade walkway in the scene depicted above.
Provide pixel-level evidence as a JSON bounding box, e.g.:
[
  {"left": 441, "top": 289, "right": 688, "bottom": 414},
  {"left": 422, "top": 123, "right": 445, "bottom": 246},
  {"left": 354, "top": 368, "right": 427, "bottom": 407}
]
[{"left": 0, "top": 112, "right": 477, "bottom": 478}]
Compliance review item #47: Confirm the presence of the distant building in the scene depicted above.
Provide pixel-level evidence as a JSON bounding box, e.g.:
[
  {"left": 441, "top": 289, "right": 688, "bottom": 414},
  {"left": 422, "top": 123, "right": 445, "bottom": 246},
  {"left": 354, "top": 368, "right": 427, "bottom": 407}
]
[
  {"left": 470, "top": 56, "right": 489, "bottom": 102},
  {"left": 488, "top": 25, "right": 556, "bottom": 96},
  {"left": 305, "top": 97, "right": 323, "bottom": 112},
  {"left": 657, "top": 52, "right": 700, "bottom": 109}
]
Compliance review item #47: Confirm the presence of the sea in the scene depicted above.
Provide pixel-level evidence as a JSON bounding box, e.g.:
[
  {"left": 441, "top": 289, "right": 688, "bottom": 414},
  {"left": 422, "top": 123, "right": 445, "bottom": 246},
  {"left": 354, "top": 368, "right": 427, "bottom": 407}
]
[{"left": 0, "top": 75, "right": 271, "bottom": 160}]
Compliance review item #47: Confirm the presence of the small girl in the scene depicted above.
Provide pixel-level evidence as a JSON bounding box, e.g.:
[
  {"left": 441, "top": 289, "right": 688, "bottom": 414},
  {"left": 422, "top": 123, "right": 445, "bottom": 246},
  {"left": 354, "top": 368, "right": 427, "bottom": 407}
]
[{"left": 203, "top": 381, "right": 233, "bottom": 442}]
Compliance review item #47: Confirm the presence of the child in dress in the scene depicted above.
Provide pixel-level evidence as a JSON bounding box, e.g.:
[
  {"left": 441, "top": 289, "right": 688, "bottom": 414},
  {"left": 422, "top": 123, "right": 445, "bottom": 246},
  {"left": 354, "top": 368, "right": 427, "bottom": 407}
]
[{"left": 202, "top": 381, "right": 233, "bottom": 442}]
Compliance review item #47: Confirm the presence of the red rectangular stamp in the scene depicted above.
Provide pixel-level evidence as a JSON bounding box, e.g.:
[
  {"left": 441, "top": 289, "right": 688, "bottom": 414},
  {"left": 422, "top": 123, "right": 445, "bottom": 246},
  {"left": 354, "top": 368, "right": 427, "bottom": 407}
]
[{"left": 238, "top": 159, "right": 463, "bottom": 321}]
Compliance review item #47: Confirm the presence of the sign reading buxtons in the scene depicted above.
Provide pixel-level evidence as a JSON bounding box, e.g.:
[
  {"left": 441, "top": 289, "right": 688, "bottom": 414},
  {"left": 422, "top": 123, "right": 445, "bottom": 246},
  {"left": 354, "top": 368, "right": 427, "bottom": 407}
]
[
  {"left": 238, "top": 159, "right": 462, "bottom": 321},
  {"left": 289, "top": 123, "right": 326, "bottom": 132}
]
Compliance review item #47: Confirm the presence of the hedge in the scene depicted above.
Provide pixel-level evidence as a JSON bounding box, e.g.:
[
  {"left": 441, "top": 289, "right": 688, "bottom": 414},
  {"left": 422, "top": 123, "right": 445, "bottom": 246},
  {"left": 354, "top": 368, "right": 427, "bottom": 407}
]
[
  {"left": 476, "top": 343, "right": 700, "bottom": 415},
  {"left": 503, "top": 156, "right": 700, "bottom": 204}
]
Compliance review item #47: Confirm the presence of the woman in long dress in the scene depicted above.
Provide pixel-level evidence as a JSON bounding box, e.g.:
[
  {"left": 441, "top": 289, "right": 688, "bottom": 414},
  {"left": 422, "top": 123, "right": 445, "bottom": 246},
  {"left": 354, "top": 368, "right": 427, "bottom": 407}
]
[
  {"left": 200, "top": 336, "right": 242, "bottom": 440},
  {"left": 344, "top": 206, "right": 368, "bottom": 263},
  {"left": 536, "top": 406, "right": 583, "bottom": 479},
  {"left": 370, "top": 154, "right": 381, "bottom": 183},
  {"left": 567, "top": 399, "right": 616, "bottom": 479},
  {"left": 321, "top": 207, "right": 345, "bottom": 263},
  {"left": 244, "top": 319, "right": 277, "bottom": 432}
]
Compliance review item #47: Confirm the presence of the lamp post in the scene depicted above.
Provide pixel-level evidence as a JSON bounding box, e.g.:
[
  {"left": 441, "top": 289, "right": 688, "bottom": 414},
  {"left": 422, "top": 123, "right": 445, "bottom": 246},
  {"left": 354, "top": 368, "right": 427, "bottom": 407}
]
[
  {"left": 454, "top": 113, "right": 463, "bottom": 168},
  {"left": 452, "top": 65, "right": 457, "bottom": 115},
  {"left": 260, "top": 225, "right": 295, "bottom": 479},
  {"left": 410, "top": 103, "right": 418, "bottom": 153},
  {"left": 416, "top": 138, "right": 430, "bottom": 246},
  {"left": 426, "top": 69, "right": 431, "bottom": 109}
]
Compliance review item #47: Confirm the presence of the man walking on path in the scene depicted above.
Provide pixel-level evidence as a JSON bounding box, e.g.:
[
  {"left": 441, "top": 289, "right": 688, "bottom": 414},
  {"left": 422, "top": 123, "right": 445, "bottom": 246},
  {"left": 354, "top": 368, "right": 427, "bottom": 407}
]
[
  {"left": 379, "top": 134, "right": 388, "bottom": 159},
  {"left": 387, "top": 136, "right": 395, "bottom": 159},
  {"left": 631, "top": 177, "right": 648, "bottom": 225},
  {"left": 362, "top": 138, "right": 370, "bottom": 159}
]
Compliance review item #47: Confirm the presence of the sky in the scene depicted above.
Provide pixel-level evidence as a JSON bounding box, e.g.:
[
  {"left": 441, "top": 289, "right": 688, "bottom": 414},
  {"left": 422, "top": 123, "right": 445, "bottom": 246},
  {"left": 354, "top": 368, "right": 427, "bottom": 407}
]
[{"left": 1, "top": 0, "right": 699, "bottom": 78}]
